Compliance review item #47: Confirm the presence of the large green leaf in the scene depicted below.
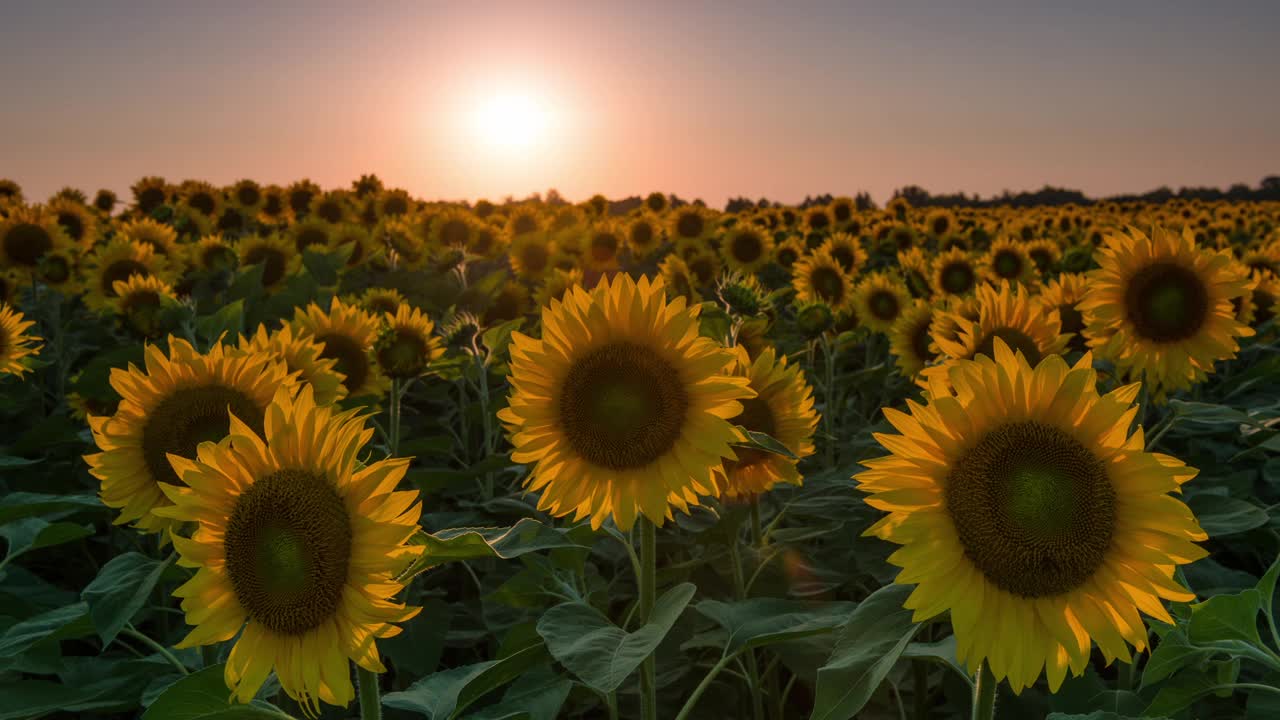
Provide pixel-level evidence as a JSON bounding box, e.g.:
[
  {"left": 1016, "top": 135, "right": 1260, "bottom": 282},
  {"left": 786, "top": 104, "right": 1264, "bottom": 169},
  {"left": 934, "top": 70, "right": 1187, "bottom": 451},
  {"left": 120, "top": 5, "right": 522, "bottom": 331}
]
[
  {"left": 458, "top": 668, "right": 572, "bottom": 720},
  {"left": 81, "top": 551, "right": 178, "bottom": 646},
  {"left": 694, "top": 598, "right": 855, "bottom": 651},
  {"left": 1188, "top": 589, "right": 1262, "bottom": 646},
  {"left": 0, "top": 492, "right": 104, "bottom": 524},
  {"left": 142, "top": 663, "right": 293, "bottom": 719},
  {"left": 382, "top": 643, "right": 548, "bottom": 719},
  {"left": 1047, "top": 713, "right": 1168, "bottom": 720},
  {"left": 809, "top": 583, "right": 920, "bottom": 720},
  {"left": 536, "top": 582, "right": 696, "bottom": 693},
  {"left": 0, "top": 518, "right": 92, "bottom": 568},
  {"left": 1141, "top": 630, "right": 1212, "bottom": 688},
  {"left": 0, "top": 602, "right": 93, "bottom": 663},
  {"left": 1187, "top": 494, "right": 1268, "bottom": 537},
  {"left": 1144, "top": 673, "right": 1222, "bottom": 717},
  {"left": 400, "top": 518, "right": 588, "bottom": 581}
]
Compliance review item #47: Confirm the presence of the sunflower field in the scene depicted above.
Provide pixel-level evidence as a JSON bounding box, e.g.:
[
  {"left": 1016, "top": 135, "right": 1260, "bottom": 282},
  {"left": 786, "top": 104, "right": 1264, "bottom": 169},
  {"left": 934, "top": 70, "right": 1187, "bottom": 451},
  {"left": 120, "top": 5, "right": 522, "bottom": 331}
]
[{"left": 3, "top": 176, "right": 1280, "bottom": 720}]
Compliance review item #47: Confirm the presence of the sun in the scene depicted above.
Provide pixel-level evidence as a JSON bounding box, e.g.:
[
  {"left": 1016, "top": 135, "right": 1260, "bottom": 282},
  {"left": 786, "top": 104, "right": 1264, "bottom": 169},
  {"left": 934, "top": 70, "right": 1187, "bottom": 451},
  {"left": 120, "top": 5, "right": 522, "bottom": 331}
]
[{"left": 472, "top": 91, "right": 552, "bottom": 151}]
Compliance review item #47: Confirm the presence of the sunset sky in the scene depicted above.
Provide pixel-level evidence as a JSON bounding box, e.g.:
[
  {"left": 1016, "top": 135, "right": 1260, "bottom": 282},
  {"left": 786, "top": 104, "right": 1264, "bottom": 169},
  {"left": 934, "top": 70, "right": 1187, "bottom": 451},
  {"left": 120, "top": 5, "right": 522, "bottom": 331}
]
[{"left": 3, "top": 0, "right": 1278, "bottom": 207}]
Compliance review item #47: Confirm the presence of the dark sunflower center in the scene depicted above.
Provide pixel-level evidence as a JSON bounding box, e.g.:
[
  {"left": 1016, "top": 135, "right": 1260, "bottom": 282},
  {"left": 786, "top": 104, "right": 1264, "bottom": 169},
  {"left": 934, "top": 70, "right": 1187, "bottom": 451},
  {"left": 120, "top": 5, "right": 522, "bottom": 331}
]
[
  {"left": 1029, "top": 248, "right": 1051, "bottom": 271},
  {"left": 808, "top": 212, "right": 830, "bottom": 230},
  {"left": 382, "top": 196, "right": 409, "bottom": 216},
  {"left": 869, "top": 290, "right": 900, "bottom": 321},
  {"left": 1123, "top": 262, "right": 1210, "bottom": 343},
  {"left": 223, "top": 469, "right": 351, "bottom": 636},
  {"left": 932, "top": 218, "right": 949, "bottom": 235},
  {"left": 122, "top": 290, "right": 163, "bottom": 336},
  {"left": 217, "top": 210, "right": 244, "bottom": 233},
  {"left": 202, "top": 245, "right": 236, "bottom": 271},
  {"left": 728, "top": 395, "right": 778, "bottom": 468},
  {"left": 676, "top": 213, "right": 704, "bottom": 239},
  {"left": 973, "top": 327, "right": 1042, "bottom": 365},
  {"left": 1255, "top": 288, "right": 1275, "bottom": 325},
  {"left": 295, "top": 227, "right": 328, "bottom": 252},
  {"left": 4, "top": 223, "right": 53, "bottom": 266},
  {"left": 441, "top": 219, "right": 470, "bottom": 246},
  {"left": 57, "top": 211, "right": 85, "bottom": 241},
  {"left": 138, "top": 187, "right": 166, "bottom": 212},
  {"left": 1058, "top": 304, "right": 1084, "bottom": 338},
  {"left": 244, "top": 246, "right": 286, "bottom": 287},
  {"left": 236, "top": 184, "right": 262, "bottom": 206},
  {"left": 940, "top": 262, "right": 975, "bottom": 295},
  {"left": 730, "top": 232, "right": 763, "bottom": 263},
  {"left": 39, "top": 255, "right": 71, "bottom": 284},
  {"left": 810, "top": 267, "right": 845, "bottom": 304},
  {"left": 688, "top": 258, "right": 715, "bottom": 285},
  {"left": 630, "top": 223, "right": 654, "bottom": 248},
  {"left": 102, "top": 260, "right": 149, "bottom": 296},
  {"left": 317, "top": 200, "right": 343, "bottom": 223},
  {"left": 776, "top": 247, "right": 798, "bottom": 268},
  {"left": 189, "top": 192, "right": 216, "bottom": 216},
  {"left": 910, "top": 317, "right": 936, "bottom": 362},
  {"left": 519, "top": 243, "right": 549, "bottom": 274},
  {"left": 141, "top": 385, "right": 262, "bottom": 487},
  {"left": 289, "top": 190, "right": 314, "bottom": 215},
  {"left": 471, "top": 229, "right": 495, "bottom": 255},
  {"left": 831, "top": 246, "right": 855, "bottom": 272},
  {"left": 833, "top": 204, "right": 852, "bottom": 222},
  {"left": 317, "top": 332, "right": 370, "bottom": 395},
  {"left": 557, "top": 341, "right": 690, "bottom": 470},
  {"left": 993, "top": 250, "right": 1022, "bottom": 278},
  {"left": 378, "top": 329, "right": 429, "bottom": 378},
  {"left": 513, "top": 215, "right": 538, "bottom": 235},
  {"left": 944, "top": 421, "right": 1115, "bottom": 598},
  {"left": 263, "top": 194, "right": 284, "bottom": 216},
  {"left": 893, "top": 230, "right": 914, "bottom": 250},
  {"left": 591, "top": 233, "right": 619, "bottom": 263}
]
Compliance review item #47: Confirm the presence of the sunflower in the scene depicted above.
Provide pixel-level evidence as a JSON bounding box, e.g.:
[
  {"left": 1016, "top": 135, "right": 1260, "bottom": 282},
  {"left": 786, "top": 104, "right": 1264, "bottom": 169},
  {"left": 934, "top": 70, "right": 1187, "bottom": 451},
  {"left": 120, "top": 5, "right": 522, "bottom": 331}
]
[
  {"left": 110, "top": 275, "right": 179, "bottom": 338},
  {"left": 430, "top": 208, "right": 479, "bottom": 250},
  {"left": 237, "top": 324, "right": 347, "bottom": 407},
  {"left": 1080, "top": 226, "right": 1255, "bottom": 399},
  {"left": 852, "top": 272, "right": 912, "bottom": 333},
  {"left": 685, "top": 251, "right": 721, "bottom": 289},
  {"left": 828, "top": 197, "right": 857, "bottom": 227},
  {"left": 35, "top": 247, "right": 81, "bottom": 295},
  {"left": 290, "top": 298, "right": 388, "bottom": 400},
  {"left": 1026, "top": 238, "right": 1062, "bottom": 274},
  {"left": 509, "top": 233, "right": 555, "bottom": 281},
  {"left": 119, "top": 218, "right": 181, "bottom": 259},
  {"left": 311, "top": 191, "right": 351, "bottom": 225},
  {"left": 924, "top": 208, "right": 956, "bottom": 239},
  {"left": 377, "top": 189, "right": 413, "bottom": 219},
  {"left": 93, "top": 189, "right": 118, "bottom": 214},
  {"left": 47, "top": 197, "right": 99, "bottom": 250},
  {"left": 922, "top": 282, "right": 1070, "bottom": 388},
  {"left": 483, "top": 280, "right": 531, "bottom": 326},
  {"left": 0, "top": 303, "right": 41, "bottom": 377},
  {"left": 380, "top": 218, "right": 429, "bottom": 270},
  {"left": 535, "top": 267, "right": 585, "bottom": 309},
  {"left": 888, "top": 299, "right": 939, "bottom": 378},
  {"left": 717, "top": 347, "right": 817, "bottom": 499},
  {"left": 1038, "top": 273, "right": 1089, "bottom": 353},
  {"left": 179, "top": 180, "right": 223, "bottom": 219},
  {"left": 857, "top": 341, "right": 1207, "bottom": 693},
  {"left": 653, "top": 255, "right": 697, "bottom": 304},
  {"left": 376, "top": 304, "right": 444, "bottom": 379},
  {"left": 0, "top": 206, "right": 71, "bottom": 270},
  {"left": 932, "top": 247, "right": 982, "bottom": 298},
  {"left": 498, "top": 273, "right": 754, "bottom": 530},
  {"left": 188, "top": 234, "right": 239, "bottom": 274},
  {"left": 1249, "top": 271, "right": 1279, "bottom": 327},
  {"left": 1240, "top": 240, "right": 1280, "bottom": 279},
  {"left": 228, "top": 179, "right": 266, "bottom": 215},
  {"left": 467, "top": 222, "right": 505, "bottom": 260},
  {"left": 791, "top": 248, "right": 852, "bottom": 311},
  {"left": 332, "top": 223, "right": 374, "bottom": 267},
  {"left": 505, "top": 206, "right": 543, "bottom": 238},
  {"left": 285, "top": 179, "right": 321, "bottom": 219},
  {"left": 773, "top": 236, "right": 806, "bottom": 270},
  {"left": 803, "top": 206, "right": 832, "bottom": 235},
  {"left": 0, "top": 268, "right": 20, "bottom": 306},
  {"left": 984, "top": 237, "right": 1036, "bottom": 286},
  {"left": 644, "top": 192, "right": 669, "bottom": 214},
  {"left": 289, "top": 217, "right": 335, "bottom": 254},
  {"left": 625, "top": 213, "right": 664, "bottom": 261},
  {"left": 668, "top": 205, "right": 715, "bottom": 247},
  {"left": 584, "top": 224, "right": 624, "bottom": 271},
  {"left": 0, "top": 179, "right": 23, "bottom": 205},
  {"left": 84, "top": 338, "right": 294, "bottom": 532},
  {"left": 888, "top": 224, "right": 918, "bottom": 252},
  {"left": 131, "top": 176, "right": 170, "bottom": 214},
  {"left": 897, "top": 247, "right": 933, "bottom": 298},
  {"left": 83, "top": 238, "right": 171, "bottom": 311},
  {"left": 236, "top": 234, "right": 299, "bottom": 291},
  {"left": 258, "top": 185, "right": 289, "bottom": 225},
  {"left": 720, "top": 225, "right": 775, "bottom": 275},
  {"left": 821, "top": 232, "right": 866, "bottom": 275},
  {"left": 155, "top": 384, "right": 422, "bottom": 712},
  {"left": 353, "top": 287, "right": 407, "bottom": 317}
]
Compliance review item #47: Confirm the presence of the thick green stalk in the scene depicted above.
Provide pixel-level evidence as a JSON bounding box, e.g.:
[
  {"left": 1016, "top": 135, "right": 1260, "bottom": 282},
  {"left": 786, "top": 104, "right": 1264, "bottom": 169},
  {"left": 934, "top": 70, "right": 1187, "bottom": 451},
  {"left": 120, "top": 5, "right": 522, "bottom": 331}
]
[
  {"left": 972, "top": 661, "right": 997, "bottom": 720},
  {"left": 388, "top": 378, "right": 403, "bottom": 456},
  {"left": 639, "top": 519, "right": 658, "bottom": 720},
  {"left": 357, "top": 665, "right": 382, "bottom": 720}
]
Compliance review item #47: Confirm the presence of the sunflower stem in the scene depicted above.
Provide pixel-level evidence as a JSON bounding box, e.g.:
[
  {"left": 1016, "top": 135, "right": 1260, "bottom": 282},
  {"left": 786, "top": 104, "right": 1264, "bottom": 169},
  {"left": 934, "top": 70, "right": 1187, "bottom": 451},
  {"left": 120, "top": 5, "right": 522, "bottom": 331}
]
[
  {"left": 388, "top": 378, "right": 402, "bottom": 456},
  {"left": 121, "top": 624, "right": 187, "bottom": 675},
  {"left": 914, "top": 660, "right": 931, "bottom": 719},
  {"left": 750, "top": 499, "right": 764, "bottom": 548},
  {"left": 201, "top": 644, "right": 218, "bottom": 668},
  {"left": 638, "top": 518, "right": 658, "bottom": 720},
  {"left": 357, "top": 665, "right": 382, "bottom": 720},
  {"left": 728, "top": 531, "right": 766, "bottom": 720},
  {"left": 971, "top": 661, "right": 997, "bottom": 720}
]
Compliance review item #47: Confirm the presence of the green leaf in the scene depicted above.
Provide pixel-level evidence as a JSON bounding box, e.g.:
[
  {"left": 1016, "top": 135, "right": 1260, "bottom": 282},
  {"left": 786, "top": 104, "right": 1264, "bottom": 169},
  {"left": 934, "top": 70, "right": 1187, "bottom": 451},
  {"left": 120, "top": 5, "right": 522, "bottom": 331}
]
[
  {"left": 809, "top": 584, "right": 920, "bottom": 720},
  {"left": 400, "top": 518, "right": 587, "bottom": 581},
  {"left": 382, "top": 643, "right": 549, "bottom": 720},
  {"left": 195, "top": 299, "right": 245, "bottom": 346},
  {"left": 481, "top": 318, "right": 526, "bottom": 366},
  {"left": 1144, "top": 673, "right": 1221, "bottom": 717},
  {"left": 0, "top": 492, "right": 105, "bottom": 524},
  {"left": 1261, "top": 552, "right": 1280, "bottom": 639},
  {"left": 457, "top": 668, "right": 572, "bottom": 720},
  {"left": 0, "top": 602, "right": 93, "bottom": 662},
  {"left": 82, "top": 551, "right": 178, "bottom": 646},
  {"left": 693, "top": 598, "right": 855, "bottom": 651},
  {"left": 0, "top": 518, "right": 92, "bottom": 565},
  {"left": 536, "top": 582, "right": 696, "bottom": 693},
  {"left": 1047, "top": 713, "right": 1167, "bottom": 720},
  {"left": 0, "top": 455, "right": 40, "bottom": 468},
  {"left": 143, "top": 663, "right": 293, "bottom": 719},
  {"left": 382, "top": 598, "right": 452, "bottom": 677},
  {"left": 1187, "top": 494, "right": 1268, "bottom": 537},
  {"left": 0, "top": 677, "right": 141, "bottom": 719},
  {"left": 902, "top": 636, "right": 972, "bottom": 688},
  {"left": 1188, "top": 589, "right": 1262, "bottom": 646},
  {"left": 731, "top": 431, "right": 799, "bottom": 460},
  {"left": 300, "top": 249, "right": 341, "bottom": 287},
  {"left": 1141, "top": 630, "right": 1211, "bottom": 688}
]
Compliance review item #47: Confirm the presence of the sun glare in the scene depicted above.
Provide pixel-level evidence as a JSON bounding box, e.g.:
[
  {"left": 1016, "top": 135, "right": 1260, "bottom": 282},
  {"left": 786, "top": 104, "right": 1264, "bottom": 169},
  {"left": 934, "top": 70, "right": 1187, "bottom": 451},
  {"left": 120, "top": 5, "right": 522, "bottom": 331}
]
[{"left": 472, "top": 91, "right": 552, "bottom": 151}]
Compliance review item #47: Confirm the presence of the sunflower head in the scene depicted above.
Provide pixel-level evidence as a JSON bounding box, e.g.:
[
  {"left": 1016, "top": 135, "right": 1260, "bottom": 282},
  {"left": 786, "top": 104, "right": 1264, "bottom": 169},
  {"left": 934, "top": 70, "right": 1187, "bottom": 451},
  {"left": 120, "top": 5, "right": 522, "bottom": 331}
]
[
  {"left": 669, "top": 205, "right": 714, "bottom": 244},
  {"left": 791, "top": 248, "right": 851, "bottom": 310},
  {"left": 716, "top": 271, "right": 770, "bottom": 318},
  {"left": 985, "top": 237, "right": 1036, "bottom": 285},
  {"left": 720, "top": 226, "right": 775, "bottom": 275},
  {"left": 659, "top": 255, "right": 702, "bottom": 304},
  {"left": 236, "top": 234, "right": 299, "bottom": 291},
  {"left": 290, "top": 217, "right": 335, "bottom": 254},
  {"left": 625, "top": 214, "right": 664, "bottom": 260},
  {"left": 238, "top": 323, "right": 348, "bottom": 407},
  {"left": 289, "top": 297, "right": 388, "bottom": 400},
  {"left": 498, "top": 273, "right": 754, "bottom": 530},
  {"left": 0, "top": 206, "right": 71, "bottom": 270},
  {"left": 0, "top": 303, "right": 41, "bottom": 377},
  {"left": 93, "top": 189, "right": 119, "bottom": 214},
  {"left": 857, "top": 340, "right": 1206, "bottom": 692},
  {"left": 83, "top": 238, "right": 172, "bottom": 311},
  {"left": 376, "top": 304, "right": 444, "bottom": 379},
  {"left": 131, "top": 176, "right": 170, "bottom": 214},
  {"left": 110, "top": 275, "right": 179, "bottom": 339},
  {"left": 157, "top": 384, "right": 423, "bottom": 712},
  {"left": 795, "top": 301, "right": 835, "bottom": 339},
  {"left": 483, "top": 280, "right": 531, "bottom": 327},
  {"left": 932, "top": 247, "right": 982, "bottom": 298},
  {"left": 509, "top": 233, "right": 555, "bottom": 281},
  {"left": 888, "top": 299, "right": 939, "bottom": 378},
  {"left": 120, "top": 218, "right": 180, "bottom": 258},
  {"left": 645, "top": 192, "right": 669, "bottom": 214},
  {"left": 852, "top": 272, "right": 912, "bottom": 333},
  {"left": 821, "top": 232, "right": 865, "bottom": 275},
  {"left": 584, "top": 223, "right": 624, "bottom": 271}
]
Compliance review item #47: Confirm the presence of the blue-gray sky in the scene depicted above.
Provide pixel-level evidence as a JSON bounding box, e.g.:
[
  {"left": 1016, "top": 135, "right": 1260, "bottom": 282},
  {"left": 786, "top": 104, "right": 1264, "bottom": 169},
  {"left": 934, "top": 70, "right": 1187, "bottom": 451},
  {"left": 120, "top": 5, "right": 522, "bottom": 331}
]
[{"left": 2, "top": 0, "right": 1277, "bottom": 206}]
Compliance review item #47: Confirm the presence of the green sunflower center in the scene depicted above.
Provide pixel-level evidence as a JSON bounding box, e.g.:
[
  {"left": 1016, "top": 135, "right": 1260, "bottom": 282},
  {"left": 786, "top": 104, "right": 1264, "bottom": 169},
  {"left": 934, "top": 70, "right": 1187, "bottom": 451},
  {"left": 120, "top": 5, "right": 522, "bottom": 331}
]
[
  {"left": 973, "top": 327, "right": 1042, "bottom": 365},
  {"left": 993, "top": 250, "right": 1022, "bottom": 278},
  {"left": 141, "top": 384, "right": 261, "bottom": 488},
  {"left": 810, "top": 267, "right": 846, "bottom": 305},
  {"left": 102, "top": 260, "right": 149, "bottom": 297},
  {"left": 4, "top": 223, "right": 53, "bottom": 266},
  {"left": 378, "top": 329, "right": 429, "bottom": 379},
  {"left": 677, "top": 213, "right": 705, "bottom": 239},
  {"left": 730, "top": 232, "right": 763, "bottom": 263},
  {"left": 1124, "top": 262, "right": 1210, "bottom": 343},
  {"left": 558, "top": 341, "right": 690, "bottom": 470},
  {"left": 940, "top": 262, "right": 975, "bottom": 295},
  {"left": 945, "top": 421, "right": 1115, "bottom": 598},
  {"left": 223, "top": 468, "right": 351, "bottom": 635},
  {"left": 317, "top": 332, "right": 370, "bottom": 395},
  {"left": 869, "top": 290, "right": 900, "bottom": 322}
]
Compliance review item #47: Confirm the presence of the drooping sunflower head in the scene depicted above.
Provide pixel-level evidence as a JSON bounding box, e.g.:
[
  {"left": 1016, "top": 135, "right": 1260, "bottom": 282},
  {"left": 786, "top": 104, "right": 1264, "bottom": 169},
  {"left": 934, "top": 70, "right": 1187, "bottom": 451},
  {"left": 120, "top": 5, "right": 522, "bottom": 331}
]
[
  {"left": 852, "top": 272, "right": 912, "bottom": 333},
  {"left": 794, "top": 300, "right": 835, "bottom": 339},
  {"left": 498, "top": 273, "right": 755, "bottom": 530},
  {"left": 625, "top": 213, "right": 664, "bottom": 261},
  {"left": 376, "top": 304, "right": 444, "bottom": 379},
  {"left": 84, "top": 337, "right": 295, "bottom": 532},
  {"left": 984, "top": 236, "right": 1036, "bottom": 286},
  {"left": 157, "top": 384, "right": 423, "bottom": 712},
  {"left": 932, "top": 247, "right": 983, "bottom": 298},
  {"left": 238, "top": 323, "right": 348, "bottom": 407},
  {"left": 236, "top": 233, "right": 299, "bottom": 291},
  {"left": 1080, "top": 225, "right": 1255, "bottom": 399},
  {"left": 715, "top": 271, "right": 770, "bottom": 318},
  {"left": 897, "top": 247, "right": 934, "bottom": 299},
  {"left": 83, "top": 238, "right": 172, "bottom": 312},
  {"left": 720, "top": 225, "right": 775, "bottom": 275},
  {"left": 791, "top": 248, "right": 852, "bottom": 311},
  {"left": 131, "top": 176, "right": 170, "bottom": 214},
  {"left": 717, "top": 346, "right": 817, "bottom": 499},
  {"left": 1248, "top": 270, "right": 1279, "bottom": 328},
  {"left": 110, "top": 275, "right": 179, "bottom": 339},
  {"left": 0, "top": 206, "right": 71, "bottom": 270},
  {"left": 888, "top": 299, "right": 939, "bottom": 378},
  {"left": 857, "top": 341, "right": 1206, "bottom": 693},
  {"left": 0, "top": 303, "right": 41, "bottom": 377},
  {"left": 351, "top": 286, "right": 407, "bottom": 318},
  {"left": 289, "top": 297, "right": 388, "bottom": 400}
]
